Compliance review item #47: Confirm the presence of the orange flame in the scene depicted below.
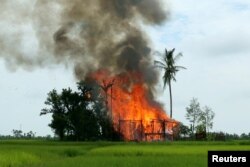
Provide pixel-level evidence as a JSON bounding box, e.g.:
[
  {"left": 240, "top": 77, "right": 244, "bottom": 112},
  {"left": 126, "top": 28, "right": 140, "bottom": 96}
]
[{"left": 89, "top": 69, "right": 177, "bottom": 141}]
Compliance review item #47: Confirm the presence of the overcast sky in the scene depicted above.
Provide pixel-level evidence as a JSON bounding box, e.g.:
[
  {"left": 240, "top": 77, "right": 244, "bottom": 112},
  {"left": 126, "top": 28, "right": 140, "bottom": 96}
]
[{"left": 1, "top": 0, "right": 250, "bottom": 136}]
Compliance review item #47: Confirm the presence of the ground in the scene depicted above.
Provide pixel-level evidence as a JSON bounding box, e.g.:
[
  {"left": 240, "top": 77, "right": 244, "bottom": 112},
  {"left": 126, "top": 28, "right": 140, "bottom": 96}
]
[{"left": 0, "top": 140, "right": 249, "bottom": 167}]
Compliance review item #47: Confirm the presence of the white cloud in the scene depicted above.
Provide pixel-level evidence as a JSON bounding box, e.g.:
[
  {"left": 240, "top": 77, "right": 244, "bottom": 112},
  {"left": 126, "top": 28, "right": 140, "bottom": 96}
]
[{"left": 173, "top": 0, "right": 250, "bottom": 56}]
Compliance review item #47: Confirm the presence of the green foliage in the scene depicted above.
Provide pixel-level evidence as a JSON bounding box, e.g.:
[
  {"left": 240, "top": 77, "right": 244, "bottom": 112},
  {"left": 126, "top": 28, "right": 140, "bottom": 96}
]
[
  {"left": 174, "top": 122, "right": 192, "bottom": 140},
  {"left": 154, "top": 48, "right": 185, "bottom": 88},
  {"left": 185, "top": 98, "right": 202, "bottom": 135},
  {"left": 198, "top": 106, "right": 215, "bottom": 133},
  {"left": 25, "top": 131, "right": 36, "bottom": 138},
  {"left": 41, "top": 81, "right": 116, "bottom": 141},
  {"left": 12, "top": 129, "right": 23, "bottom": 138},
  {"left": 195, "top": 124, "right": 206, "bottom": 134},
  {"left": 179, "top": 123, "right": 190, "bottom": 135},
  {"left": 185, "top": 98, "right": 215, "bottom": 140}
]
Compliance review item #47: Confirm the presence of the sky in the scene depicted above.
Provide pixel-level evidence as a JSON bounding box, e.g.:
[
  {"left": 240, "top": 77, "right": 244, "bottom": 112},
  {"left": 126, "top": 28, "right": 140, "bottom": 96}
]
[{"left": 0, "top": 0, "right": 250, "bottom": 136}]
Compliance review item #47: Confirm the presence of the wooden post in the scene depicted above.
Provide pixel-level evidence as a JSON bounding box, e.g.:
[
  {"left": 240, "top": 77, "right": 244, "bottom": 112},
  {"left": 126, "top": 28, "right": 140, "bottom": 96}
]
[{"left": 100, "top": 79, "right": 115, "bottom": 120}]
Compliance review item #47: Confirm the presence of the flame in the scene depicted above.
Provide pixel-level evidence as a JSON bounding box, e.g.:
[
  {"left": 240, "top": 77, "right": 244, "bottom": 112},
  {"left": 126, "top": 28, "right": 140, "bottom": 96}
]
[{"left": 89, "top": 69, "right": 177, "bottom": 141}]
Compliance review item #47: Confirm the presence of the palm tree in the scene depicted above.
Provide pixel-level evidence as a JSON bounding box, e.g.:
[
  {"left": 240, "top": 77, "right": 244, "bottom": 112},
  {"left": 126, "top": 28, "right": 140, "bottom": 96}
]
[{"left": 154, "top": 48, "right": 186, "bottom": 119}]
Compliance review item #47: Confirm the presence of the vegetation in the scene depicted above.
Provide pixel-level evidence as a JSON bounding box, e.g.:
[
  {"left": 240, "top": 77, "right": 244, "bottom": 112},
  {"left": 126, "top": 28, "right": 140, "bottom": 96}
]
[
  {"left": 0, "top": 140, "right": 249, "bottom": 167},
  {"left": 199, "top": 106, "right": 215, "bottom": 134},
  {"left": 185, "top": 98, "right": 202, "bottom": 136},
  {"left": 40, "top": 81, "right": 118, "bottom": 141},
  {"left": 38, "top": 80, "right": 248, "bottom": 142},
  {"left": 179, "top": 98, "right": 218, "bottom": 140},
  {"left": 12, "top": 130, "right": 36, "bottom": 139},
  {"left": 154, "top": 48, "right": 186, "bottom": 118},
  {"left": 184, "top": 98, "right": 215, "bottom": 140}
]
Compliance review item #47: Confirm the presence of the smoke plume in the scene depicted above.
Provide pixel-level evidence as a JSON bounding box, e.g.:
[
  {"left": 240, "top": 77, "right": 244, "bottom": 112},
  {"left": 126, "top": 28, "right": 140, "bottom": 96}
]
[{"left": 0, "top": 0, "right": 169, "bottom": 87}]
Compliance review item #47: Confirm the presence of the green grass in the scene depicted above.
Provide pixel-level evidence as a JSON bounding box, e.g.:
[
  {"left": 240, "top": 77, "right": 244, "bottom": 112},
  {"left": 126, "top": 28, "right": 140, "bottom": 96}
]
[{"left": 0, "top": 140, "right": 249, "bottom": 167}]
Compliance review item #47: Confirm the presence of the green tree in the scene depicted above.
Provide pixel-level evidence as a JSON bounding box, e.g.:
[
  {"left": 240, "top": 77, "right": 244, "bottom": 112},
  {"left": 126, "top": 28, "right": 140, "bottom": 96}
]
[
  {"left": 41, "top": 81, "right": 116, "bottom": 141},
  {"left": 240, "top": 133, "right": 249, "bottom": 140},
  {"left": 154, "top": 48, "right": 186, "bottom": 118},
  {"left": 185, "top": 98, "right": 202, "bottom": 136},
  {"left": 77, "top": 80, "right": 116, "bottom": 140},
  {"left": 93, "top": 97, "right": 114, "bottom": 140},
  {"left": 26, "top": 131, "right": 36, "bottom": 138},
  {"left": 199, "top": 106, "right": 215, "bottom": 134},
  {"left": 179, "top": 123, "right": 191, "bottom": 138},
  {"left": 84, "top": 80, "right": 120, "bottom": 140},
  {"left": 12, "top": 129, "right": 23, "bottom": 138},
  {"left": 195, "top": 124, "right": 206, "bottom": 133},
  {"left": 40, "top": 89, "right": 68, "bottom": 140}
]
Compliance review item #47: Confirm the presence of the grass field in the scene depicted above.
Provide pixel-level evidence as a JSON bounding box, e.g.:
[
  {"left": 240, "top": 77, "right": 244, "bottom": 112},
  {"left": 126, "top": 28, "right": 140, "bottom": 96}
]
[{"left": 0, "top": 140, "right": 249, "bottom": 167}]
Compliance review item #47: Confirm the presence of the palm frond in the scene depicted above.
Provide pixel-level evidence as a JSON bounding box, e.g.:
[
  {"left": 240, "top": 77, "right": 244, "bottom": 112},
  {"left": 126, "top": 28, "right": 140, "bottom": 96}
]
[
  {"left": 169, "top": 48, "right": 175, "bottom": 59},
  {"left": 155, "top": 48, "right": 185, "bottom": 89},
  {"left": 154, "top": 60, "right": 166, "bottom": 66},
  {"left": 172, "top": 76, "right": 177, "bottom": 82},
  {"left": 154, "top": 65, "right": 166, "bottom": 70},
  {"left": 174, "top": 52, "right": 183, "bottom": 61},
  {"left": 154, "top": 60, "right": 166, "bottom": 68},
  {"left": 176, "top": 65, "right": 187, "bottom": 70}
]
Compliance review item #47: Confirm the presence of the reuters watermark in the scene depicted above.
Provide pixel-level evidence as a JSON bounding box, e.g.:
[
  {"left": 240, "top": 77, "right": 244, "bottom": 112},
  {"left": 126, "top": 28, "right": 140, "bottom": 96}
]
[{"left": 208, "top": 151, "right": 250, "bottom": 167}]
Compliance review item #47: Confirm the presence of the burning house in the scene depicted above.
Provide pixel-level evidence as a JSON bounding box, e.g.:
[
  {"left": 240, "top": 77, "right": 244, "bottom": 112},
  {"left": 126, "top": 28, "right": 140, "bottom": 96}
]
[
  {"left": 89, "top": 70, "right": 177, "bottom": 141},
  {"left": 1, "top": 0, "right": 178, "bottom": 141}
]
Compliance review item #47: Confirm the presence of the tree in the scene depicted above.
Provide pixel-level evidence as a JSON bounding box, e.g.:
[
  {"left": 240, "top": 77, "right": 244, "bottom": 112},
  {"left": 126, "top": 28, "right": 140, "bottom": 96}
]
[
  {"left": 26, "top": 131, "right": 36, "bottom": 138},
  {"left": 186, "top": 98, "right": 215, "bottom": 140},
  {"left": 195, "top": 124, "right": 206, "bottom": 133},
  {"left": 12, "top": 129, "right": 23, "bottom": 138},
  {"left": 154, "top": 48, "right": 186, "bottom": 118},
  {"left": 185, "top": 98, "right": 202, "bottom": 136},
  {"left": 199, "top": 106, "right": 215, "bottom": 134},
  {"left": 178, "top": 123, "right": 191, "bottom": 138},
  {"left": 40, "top": 81, "right": 117, "bottom": 141},
  {"left": 240, "top": 133, "right": 248, "bottom": 140},
  {"left": 77, "top": 80, "right": 117, "bottom": 140},
  {"left": 84, "top": 80, "right": 120, "bottom": 140},
  {"left": 41, "top": 89, "right": 68, "bottom": 140}
]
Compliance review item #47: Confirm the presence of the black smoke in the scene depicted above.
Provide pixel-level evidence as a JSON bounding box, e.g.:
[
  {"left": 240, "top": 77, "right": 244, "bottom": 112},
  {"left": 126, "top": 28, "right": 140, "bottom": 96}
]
[{"left": 0, "top": 0, "right": 169, "bottom": 88}]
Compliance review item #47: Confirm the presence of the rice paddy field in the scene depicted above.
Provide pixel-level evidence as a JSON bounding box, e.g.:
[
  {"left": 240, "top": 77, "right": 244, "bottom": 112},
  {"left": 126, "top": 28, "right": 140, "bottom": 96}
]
[{"left": 0, "top": 140, "right": 249, "bottom": 167}]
